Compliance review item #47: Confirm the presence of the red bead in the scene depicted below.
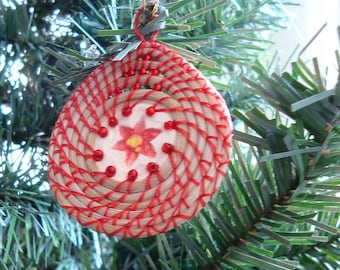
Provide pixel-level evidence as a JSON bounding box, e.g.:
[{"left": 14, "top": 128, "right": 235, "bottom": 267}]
[
  {"left": 151, "top": 70, "right": 159, "bottom": 75},
  {"left": 114, "top": 87, "right": 122, "bottom": 95},
  {"left": 98, "top": 126, "right": 108, "bottom": 137},
  {"left": 108, "top": 116, "right": 118, "bottom": 127},
  {"left": 162, "top": 143, "right": 174, "bottom": 154},
  {"left": 139, "top": 68, "right": 147, "bottom": 75},
  {"left": 105, "top": 166, "right": 116, "bottom": 177},
  {"left": 164, "top": 121, "right": 176, "bottom": 130},
  {"left": 122, "top": 107, "right": 132, "bottom": 117},
  {"left": 126, "top": 70, "right": 135, "bottom": 76},
  {"left": 133, "top": 83, "right": 141, "bottom": 89},
  {"left": 147, "top": 162, "right": 159, "bottom": 173},
  {"left": 93, "top": 149, "right": 104, "bottom": 161},
  {"left": 153, "top": 84, "right": 162, "bottom": 91},
  {"left": 127, "top": 169, "right": 138, "bottom": 181},
  {"left": 144, "top": 55, "right": 151, "bottom": 61},
  {"left": 146, "top": 106, "right": 156, "bottom": 116}
]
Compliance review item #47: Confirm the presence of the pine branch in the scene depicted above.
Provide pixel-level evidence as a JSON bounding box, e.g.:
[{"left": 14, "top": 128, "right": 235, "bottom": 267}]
[{"left": 223, "top": 53, "right": 340, "bottom": 269}]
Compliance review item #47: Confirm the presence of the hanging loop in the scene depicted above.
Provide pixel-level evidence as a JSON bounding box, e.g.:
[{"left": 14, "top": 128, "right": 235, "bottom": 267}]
[{"left": 133, "top": 1, "right": 168, "bottom": 42}]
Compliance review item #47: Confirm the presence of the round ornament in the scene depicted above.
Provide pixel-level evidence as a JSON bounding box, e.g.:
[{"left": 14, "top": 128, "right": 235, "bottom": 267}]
[{"left": 48, "top": 3, "right": 232, "bottom": 238}]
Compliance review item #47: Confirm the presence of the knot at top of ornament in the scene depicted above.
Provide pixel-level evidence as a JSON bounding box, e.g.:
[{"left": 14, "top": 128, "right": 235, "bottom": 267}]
[{"left": 133, "top": 1, "right": 168, "bottom": 42}]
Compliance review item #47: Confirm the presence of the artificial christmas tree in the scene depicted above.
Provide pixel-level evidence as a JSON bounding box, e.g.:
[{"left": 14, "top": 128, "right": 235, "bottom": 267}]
[{"left": 0, "top": 0, "right": 339, "bottom": 269}]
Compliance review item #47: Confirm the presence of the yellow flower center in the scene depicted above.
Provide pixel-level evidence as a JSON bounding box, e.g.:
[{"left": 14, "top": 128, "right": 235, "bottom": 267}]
[{"left": 126, "top": 135, "right": 143, "bottom": 152}]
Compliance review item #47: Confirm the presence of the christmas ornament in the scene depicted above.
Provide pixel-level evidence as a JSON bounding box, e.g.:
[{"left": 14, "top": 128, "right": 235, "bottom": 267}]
[{"left": 48, "top": 1, "right": 232, "bottom": 238}]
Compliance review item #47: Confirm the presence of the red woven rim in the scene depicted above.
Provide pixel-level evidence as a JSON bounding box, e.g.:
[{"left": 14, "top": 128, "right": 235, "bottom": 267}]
[{"left": 48, "top": 41, "right": 232, "bottom": 238}]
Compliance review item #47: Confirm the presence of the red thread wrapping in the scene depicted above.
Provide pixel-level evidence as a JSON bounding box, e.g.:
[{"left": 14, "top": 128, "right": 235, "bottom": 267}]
[{"left": 48, "top": 41, "right": 232, "bottom": 238}]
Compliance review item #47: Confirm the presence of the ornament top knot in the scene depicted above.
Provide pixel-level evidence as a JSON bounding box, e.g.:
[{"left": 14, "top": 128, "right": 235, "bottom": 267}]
[
  {"left": 133, "top": 0, "right": 168, "bottom": 41},
  {"left": 112, "top": 0, "right": 168, "bottom": 61}
]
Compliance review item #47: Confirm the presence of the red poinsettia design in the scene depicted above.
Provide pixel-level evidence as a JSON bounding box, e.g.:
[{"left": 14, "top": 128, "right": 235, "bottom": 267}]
[{"left": 113, "top": 119, "right": 161, "bottom": 165}]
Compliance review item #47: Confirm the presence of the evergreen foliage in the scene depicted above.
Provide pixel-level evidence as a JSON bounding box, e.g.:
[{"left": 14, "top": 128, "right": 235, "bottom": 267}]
[{"left": 0, "top": 0, "right": 339, "bottom": 269}]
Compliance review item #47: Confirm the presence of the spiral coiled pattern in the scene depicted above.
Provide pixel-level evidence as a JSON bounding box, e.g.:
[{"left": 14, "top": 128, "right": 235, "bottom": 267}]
[{"left": 48, "top": 41, "right": 232, "bottom": 238}]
